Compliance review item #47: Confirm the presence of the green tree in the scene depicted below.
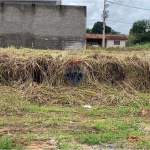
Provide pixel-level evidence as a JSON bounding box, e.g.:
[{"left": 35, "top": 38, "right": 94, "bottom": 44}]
[
  {"left": 126, "top": 34, "right": 139, "bottom": 46},
  {"left": 86, "top": 28, "right": 92, "bottom": 33},
  {"left": 129, "top": 19, "right": 150, "bottom": 44},
  {"left": 111, "top": 29, "right": 120, "bottom": 34},
  {"left": 91, "top": 21, "right": 118, "bottom": 34}
]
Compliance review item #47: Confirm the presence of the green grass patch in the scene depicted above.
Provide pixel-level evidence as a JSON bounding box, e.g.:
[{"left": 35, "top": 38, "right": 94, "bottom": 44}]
[
  {"left": 1, "top": 82, "right": 150, "bottom": 149},
  {"left": 76, "top": 118, "right": 144, "bottom": 145},
  {"left": 0, "top": 136, "right": 23, "bottom": 150},
  {"left": 130, "top": 43, "right": 150, "bottom": 49}
]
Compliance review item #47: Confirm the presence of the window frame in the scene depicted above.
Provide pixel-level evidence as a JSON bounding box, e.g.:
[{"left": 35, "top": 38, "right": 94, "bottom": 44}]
[{"left": 114, "top": 40, "right": 120, "bottom": 45}]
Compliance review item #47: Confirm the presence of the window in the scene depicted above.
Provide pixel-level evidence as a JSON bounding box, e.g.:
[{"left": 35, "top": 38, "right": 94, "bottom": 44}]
[{"left": 114, "top": 41, "right": 120, "bottom": 45}]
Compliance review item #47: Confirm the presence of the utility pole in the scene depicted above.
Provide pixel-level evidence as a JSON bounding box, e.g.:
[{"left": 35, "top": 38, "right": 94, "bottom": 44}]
[{"left": 102, "top": 0, "right": 106, "bottom": 48}]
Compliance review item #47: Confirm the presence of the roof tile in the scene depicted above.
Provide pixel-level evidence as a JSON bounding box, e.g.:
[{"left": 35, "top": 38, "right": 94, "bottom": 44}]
[{"left": 86, "top": 34, "right": 127, "bottom": 40}]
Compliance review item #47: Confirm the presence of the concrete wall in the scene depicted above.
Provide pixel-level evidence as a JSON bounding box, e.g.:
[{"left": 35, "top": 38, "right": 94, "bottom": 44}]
[
  {"left": 0, "top": 3, "right": 86, "bottom": 49},
  {"left": 106, "top": 40, "right": 126, "bottom": 48},
  {"left": 0, "top": 0, "right": 61, "bottom": 5}
]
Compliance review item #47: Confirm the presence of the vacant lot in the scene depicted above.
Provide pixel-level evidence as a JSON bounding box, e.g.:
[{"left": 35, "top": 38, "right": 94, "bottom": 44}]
[{"left": 0, "top": 47, "right": 150, "bottom": 149}]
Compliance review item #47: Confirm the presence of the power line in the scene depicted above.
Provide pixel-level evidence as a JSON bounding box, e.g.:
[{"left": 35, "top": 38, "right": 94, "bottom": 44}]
[
  {"left": 107, "top": 0, "right": 150, "bottom": 11},
  {"left": 87, "top": 19, "right": 133, "bottom": 25},
  {"left": 107, "top": 19, "right": 133, "bottom": 25}
]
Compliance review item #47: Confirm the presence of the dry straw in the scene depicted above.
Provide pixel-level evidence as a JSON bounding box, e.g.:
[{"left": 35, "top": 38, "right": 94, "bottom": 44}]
[{"left": 0, "top": 48, "right": 150, "bottom": 106}]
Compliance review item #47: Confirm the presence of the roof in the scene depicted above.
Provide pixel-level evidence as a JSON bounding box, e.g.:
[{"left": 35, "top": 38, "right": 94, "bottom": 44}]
[
  {"left": 86, "top": 34, "right": 127, "bottom": 40},
  {"left": 106, "top": 34, "right": 127, "bottom": 40},
  {"left": 0, "top": 0, "right": 61, "bottom": 4}
]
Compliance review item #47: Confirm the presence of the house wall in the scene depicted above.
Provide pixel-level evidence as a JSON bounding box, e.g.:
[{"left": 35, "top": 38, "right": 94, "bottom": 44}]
[
  {"left": 106, "top": 40, "right": 126, "bottom": 48},
  {"left": 0, "top": 3, "right": 86, "bottom": 49}
]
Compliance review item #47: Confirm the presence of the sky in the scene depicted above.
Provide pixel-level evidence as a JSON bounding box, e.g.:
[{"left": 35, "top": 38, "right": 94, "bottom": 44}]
[{"left": 62, "top": 0, "right": 150, "bottom": 35}]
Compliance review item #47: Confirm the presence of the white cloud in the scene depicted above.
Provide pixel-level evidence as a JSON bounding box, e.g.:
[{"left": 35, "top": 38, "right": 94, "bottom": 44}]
[{"left": 69, "top": 2, "right": 77, "bottom": 5}]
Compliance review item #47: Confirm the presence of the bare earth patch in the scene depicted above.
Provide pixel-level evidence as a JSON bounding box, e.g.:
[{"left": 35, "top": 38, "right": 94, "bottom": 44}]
[
  {"left": 0, "top": 127, "right": 12, "bottom": 133},
  {"left": 144, "top": 126, "right": 150, "bottom": 133},
  {"left": 27, "top": 140, "right": 57, "bottom": 149},
  {"left": 81, "top": 143, "right": 118, "bottom": 150}
]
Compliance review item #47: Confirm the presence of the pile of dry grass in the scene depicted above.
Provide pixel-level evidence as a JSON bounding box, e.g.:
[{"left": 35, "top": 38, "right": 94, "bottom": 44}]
[
  {"left": 0, "top": 49, "right": 150, "bottom": 89},
  {"left": 0, "top": 52, "right": 126, "bottom": 86},
  {"left": 0, "top": 48, "right": 150, "bottom": 106},
  {"left": 84, "top": 54, "right": 126, "bottom": 84},
  {"left": 84, "top": 53, "right": 150, "bottom": 92},
  {"left": 124, "top": 56, "right": 150, "bottom": 92},
  {"left": 0, "top": 53, "right": 55, "bottom": 85}
]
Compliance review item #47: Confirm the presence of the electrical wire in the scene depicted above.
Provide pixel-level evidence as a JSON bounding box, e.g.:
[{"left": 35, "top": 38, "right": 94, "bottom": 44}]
[
  {"left": 87, "top": 19, "right": 133, "bottom": 25},
  {"left": 107, "top": 0, "right": 150, "bottom": 11},
  {"left": 107, "top": 19, "right": 133, "bottom": 25}
]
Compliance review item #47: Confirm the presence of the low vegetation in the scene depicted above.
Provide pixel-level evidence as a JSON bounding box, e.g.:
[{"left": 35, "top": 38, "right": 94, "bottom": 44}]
[
  {"left": 129, "top": 43, "right": 150, "bottom": 49},
  {"left": 0, "top": 47, "right": 150, "bottom": 149}
]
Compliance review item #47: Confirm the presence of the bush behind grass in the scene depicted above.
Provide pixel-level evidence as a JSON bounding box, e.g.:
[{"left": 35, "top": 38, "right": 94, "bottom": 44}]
[{"left": 129, "top": 43, "right": 150, "bottom": 49}]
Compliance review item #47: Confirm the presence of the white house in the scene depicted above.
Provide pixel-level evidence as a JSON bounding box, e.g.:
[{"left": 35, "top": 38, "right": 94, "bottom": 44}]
[{"left": 86, "top": 34, "right": 127, "bottom": 48}]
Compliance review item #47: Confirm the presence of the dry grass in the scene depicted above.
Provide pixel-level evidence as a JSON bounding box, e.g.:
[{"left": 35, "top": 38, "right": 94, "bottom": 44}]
[{"left": 0, "top": 47, "right": 150, "bottom": 106}]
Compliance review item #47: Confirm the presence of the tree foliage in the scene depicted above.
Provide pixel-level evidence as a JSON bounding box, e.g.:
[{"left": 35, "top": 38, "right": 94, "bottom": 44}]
[
  {"left": 92, "top": 21, "right": 109, "bottom": 34},
  {"left": 129, "top": 19, "right": 150, "bottom": 44},
  {"left": 111, "top": 29, "right": 120, "bottom": 34},
  {"left": 126, "top": 34, "right": 139, "bottom": 46},
  {"left": 89, "top": 21, "right": 118, "bottom": 34},
  {"left": 86, "top": 28, "right": 92, "bottom": 33}
]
